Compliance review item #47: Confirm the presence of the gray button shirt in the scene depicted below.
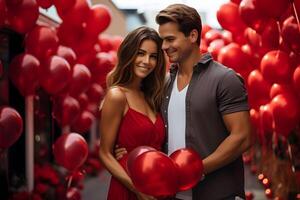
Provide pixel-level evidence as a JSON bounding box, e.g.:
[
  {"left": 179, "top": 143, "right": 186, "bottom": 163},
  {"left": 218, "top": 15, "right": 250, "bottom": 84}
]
[{"left": 161, "top": 53, "right": 249, "bottom": 200}]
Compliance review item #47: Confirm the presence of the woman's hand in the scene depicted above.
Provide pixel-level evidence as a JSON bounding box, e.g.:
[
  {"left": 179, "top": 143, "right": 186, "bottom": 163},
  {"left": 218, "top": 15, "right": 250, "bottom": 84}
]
[
  {"left": 136, "top": 191, "right": 157, "bottom": 200},
  {"left": 115, "top": 144, "right": 128, "bottom": 160}
]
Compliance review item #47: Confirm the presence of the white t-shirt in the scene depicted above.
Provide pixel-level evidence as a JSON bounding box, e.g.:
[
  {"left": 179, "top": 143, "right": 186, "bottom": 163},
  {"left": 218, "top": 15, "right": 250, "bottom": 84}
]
[{"left": 167, "top": 73, "right": 192, "bottom": 200}]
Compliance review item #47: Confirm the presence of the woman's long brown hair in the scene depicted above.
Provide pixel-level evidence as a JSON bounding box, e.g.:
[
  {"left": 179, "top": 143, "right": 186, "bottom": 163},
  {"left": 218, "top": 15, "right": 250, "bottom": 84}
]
[{"left": 107, "top": 26, "right": 166, "bottom": 112}]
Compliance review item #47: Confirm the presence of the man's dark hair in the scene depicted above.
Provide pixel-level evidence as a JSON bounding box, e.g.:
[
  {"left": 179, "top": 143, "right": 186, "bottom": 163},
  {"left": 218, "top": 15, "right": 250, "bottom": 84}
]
[{"left": 155, "top": 4, "right": 202, "bottom": 46}]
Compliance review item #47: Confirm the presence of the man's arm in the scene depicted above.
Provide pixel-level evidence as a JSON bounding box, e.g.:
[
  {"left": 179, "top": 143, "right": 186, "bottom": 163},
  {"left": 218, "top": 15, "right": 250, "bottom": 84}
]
[{"left": 202, "top": 111, "right": 252, "bottom": 174}]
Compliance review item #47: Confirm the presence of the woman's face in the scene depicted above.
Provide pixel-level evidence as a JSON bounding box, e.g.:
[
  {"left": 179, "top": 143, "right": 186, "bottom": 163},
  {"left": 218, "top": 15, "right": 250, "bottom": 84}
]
[{"left": 133, "top": 39, "right": 158, "bottom": 79}]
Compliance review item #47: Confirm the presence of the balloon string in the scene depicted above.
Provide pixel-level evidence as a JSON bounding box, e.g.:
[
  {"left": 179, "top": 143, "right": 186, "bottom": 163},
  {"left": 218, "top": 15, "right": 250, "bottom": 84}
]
[{"left": 292, "top": 1, "right": 300, "bottom": 32}]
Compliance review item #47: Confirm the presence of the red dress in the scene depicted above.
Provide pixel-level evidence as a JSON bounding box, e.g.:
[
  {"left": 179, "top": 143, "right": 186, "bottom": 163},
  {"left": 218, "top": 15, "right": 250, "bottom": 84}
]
[{"left": 107, "top": 107, "right": 166, "bottom": 200}]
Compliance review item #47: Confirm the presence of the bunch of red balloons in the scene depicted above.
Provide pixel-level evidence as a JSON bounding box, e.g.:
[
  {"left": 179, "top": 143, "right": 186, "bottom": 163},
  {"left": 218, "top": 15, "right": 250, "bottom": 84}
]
[
  {"left": 126, "top": 146, "right": 203, "bottom": 198},
  {"left": 209, "top": 0, "right": 300, "bottom": 140}
]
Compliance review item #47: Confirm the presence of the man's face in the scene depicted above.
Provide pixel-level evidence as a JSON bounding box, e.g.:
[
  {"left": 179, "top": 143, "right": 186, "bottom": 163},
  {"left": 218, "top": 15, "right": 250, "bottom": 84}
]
[{"left": 158, "top": 22, "right": 192, "bottom": 63}]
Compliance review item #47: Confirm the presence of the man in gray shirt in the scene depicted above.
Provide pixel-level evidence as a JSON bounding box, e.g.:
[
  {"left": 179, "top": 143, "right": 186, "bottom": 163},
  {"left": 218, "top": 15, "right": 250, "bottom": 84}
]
[{"left": 157, "top": 4, "right": 252, "bottom": 200}]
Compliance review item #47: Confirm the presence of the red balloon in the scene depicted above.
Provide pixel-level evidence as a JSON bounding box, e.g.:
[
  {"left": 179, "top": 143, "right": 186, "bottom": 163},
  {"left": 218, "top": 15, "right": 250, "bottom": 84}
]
[
  {"left": 0, "top": 59, "right": 3, "bottom": 77},
  {"left": 86, "top": 83, "right": 104, "bottom": 104},
  {"left": 254, "top": 0, "right": 289, "bottom": 19},
  {"left": 71, "top": 110, "right": 95, "bottom": 133},
  {"left": 126, "top": 146, "right": 156, "bottom": 175},
  {"left": 57, "top": 0, "right": 90, "bottom": 27},
  {"left": 90, "top": 52, "right": 114, "bottom": 88},
  {"left": 53, "top": 0, "right": 75, "bottom": 14},
  {"left": 293, "top": 65, "right": 300, "bottom": 96},
  {"left": 221, "top": 30, "right": 233, "bottom": 45},
  {"left": 36, "top": 0, "right": 52, "bottom": 9},
  {"left": 0, "top": 0, "right": 6, "bottom": 26},
  {"left": 77, "top": 93, "right": 88, "bottom": 111},
  {"left": 53, "top": 132, "right": 88, "bottom": 171},
  {"left": 201, "top": 24, "right": 212, "bottom": 39},
  {"left": 260, "top": 50, "right": 291, "bottom": 84},
  {"left": 25, "top": 25, "right": 59, "bottom": 61},
  {"left": 270, "top": 94, "right": 300, "bottom": 137},
  {"left": 239, "top": 0, "right": 271, "bottom": 33},
  {"left": 244, "top": 27, "right": 261, "bottom": 48},
  {"left": 129, "top": 151, "right": 178, "bottom": 197},
  {"left": 169, "top": 148, "right": 203, "bottom": 191},
  {"left": 282, "top": 16, "right": 300, "bottom": 54},
  {"left": 69, "top": 64, "right": 91, "bottom": 97},
  {"left": 261, "top": 19, "right": 280, "bottom": 50},
  {"left": 217, "top": 2, "right": 246, "bottom": 34},
  {"left": 57, "top": 22, "right": 83, "bottom": 47},
  {"left": 56, "top": 46, "right": 77, "bottom": 67},
  {"left": 269, "top": 83, "right": 294, "bottom": 99},
  {"left": 40, "top": 56, "right": 71, "bottom": 95},
  {"left": 6, "top": 0, "right": 39, "bottom": 34},
  {"left": 0, "top": 106, "right": 23, "bottom": 149},
  {"left": 204, "top": 29, "right": 222, "bottom": 45},
  {"left": 250, "top": 108, "right": 259, "bottom": 130},
  {"left": 52, "top": 95, "right": 80, "bottom": 126},
  {"left": 259, "top": 104, "right": 273, "bottom": 133},
  {"left": 241, "top": 44, "right": 261, "bottom": 67},
  {"left": 85, "top": 5, "right": 111, "bottom": 38},
  {"left": 97, "top": 34, "right": 114, "bottom": 52},
  {"left": 207, "top": 39, "right": 225, "bottom": 60},
  {"left": 218, "top": 43, "right": 252, "bottom": 77},
  {"left": 247, "top": 70, "right": 271, "bottom": 110},
  {"left": 9, "top": 53, "right": 40, "bottom": 96}
]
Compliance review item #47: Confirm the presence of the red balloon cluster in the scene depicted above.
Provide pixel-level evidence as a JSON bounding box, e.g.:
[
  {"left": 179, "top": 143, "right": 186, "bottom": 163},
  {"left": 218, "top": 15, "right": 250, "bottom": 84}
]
[
  {"left": 213, "top": 0, "right": 300, "bottom": 139},
  {"left": 53, "top": 132, "right": 88, "bottom": 171},
  {"left": 0, "top": 106, "right": 23, "bottom": 149},
  {"left": 126, "top": 147, "right": 203, "bottom": 197}
]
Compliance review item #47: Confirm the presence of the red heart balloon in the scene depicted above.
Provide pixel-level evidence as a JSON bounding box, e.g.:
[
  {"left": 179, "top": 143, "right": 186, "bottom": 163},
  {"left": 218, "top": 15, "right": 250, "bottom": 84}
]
[
  {"left": 9, "top": 53, "right": 40, "bottom": 97},
  {"left": 25, "top": 25, "right": 59, "bottom": 62},
  {"left": 169, "top": 148, "right": 203, "bottom": 191},
  {"left": 0, "top": 106, "right": 23, "bottom": 149},
  {"left": 53, "top": 133, "right": 88, "bottom": 171},
  {"left": 129, "top": 151, "right": 178, "bottom": 197},
  {"left": 84, "top": 5, "right": 112, "bottom": 38},
  {"left": 126, "top": 146, "right": 156, "bottom": 175}
]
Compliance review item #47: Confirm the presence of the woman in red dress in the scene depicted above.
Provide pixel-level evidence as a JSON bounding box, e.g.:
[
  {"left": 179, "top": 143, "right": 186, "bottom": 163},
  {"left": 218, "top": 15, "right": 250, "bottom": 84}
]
[{"left": 99, "top": 27, "right": 166, "bottom": 200}]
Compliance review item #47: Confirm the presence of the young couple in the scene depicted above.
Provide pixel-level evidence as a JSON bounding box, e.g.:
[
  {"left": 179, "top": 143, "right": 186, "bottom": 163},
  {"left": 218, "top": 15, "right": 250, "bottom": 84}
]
[{"left": 99, "top": 4, "right": 252, "bottom": 200}]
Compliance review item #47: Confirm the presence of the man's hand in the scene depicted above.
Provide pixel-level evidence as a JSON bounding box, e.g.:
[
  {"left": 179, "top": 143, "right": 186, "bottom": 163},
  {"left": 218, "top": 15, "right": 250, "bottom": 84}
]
[{"left": 115, "top": 144, "right": 128, "bottom": 160}]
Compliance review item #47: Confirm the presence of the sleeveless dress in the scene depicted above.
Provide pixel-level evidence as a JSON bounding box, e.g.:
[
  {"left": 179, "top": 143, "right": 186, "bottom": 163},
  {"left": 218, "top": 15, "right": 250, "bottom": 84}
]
[{"left": 107, "top": 104, "right": 166, "bottom": 200}]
